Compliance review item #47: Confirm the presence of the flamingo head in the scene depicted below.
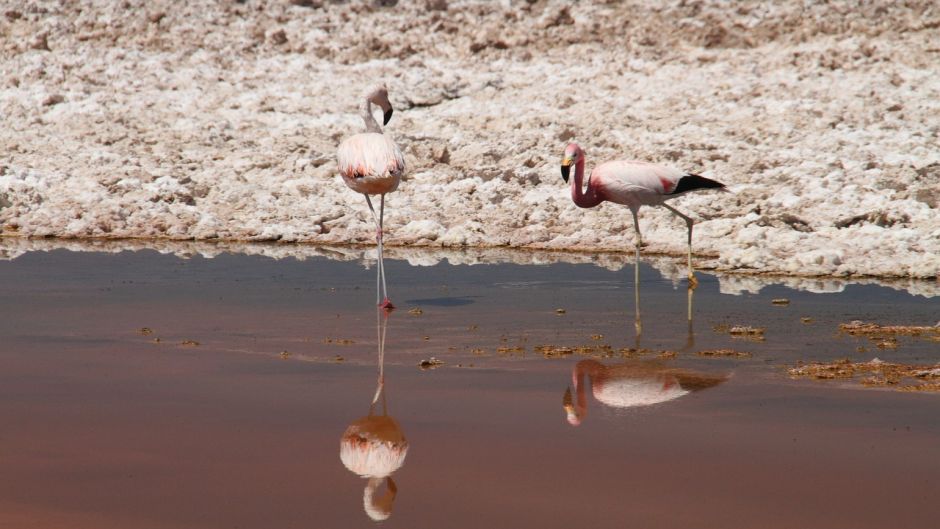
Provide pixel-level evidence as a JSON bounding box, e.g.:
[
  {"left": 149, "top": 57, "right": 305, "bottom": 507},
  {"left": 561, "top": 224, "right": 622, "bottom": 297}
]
[
  {"left": 366, "top": 84, "right": 394, "bottom": 125},
  {"left": 563, "top": 387, "right": 582, "bottom": 426},
  {"left": 560, "top": 143, "right": 582, "bottom": 183}
]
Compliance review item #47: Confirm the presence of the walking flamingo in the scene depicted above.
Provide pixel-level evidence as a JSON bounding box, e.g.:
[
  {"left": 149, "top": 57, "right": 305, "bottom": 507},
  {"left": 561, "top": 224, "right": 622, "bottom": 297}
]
[
  {"left": 563, "top": 359, "right": 727, "bottom": 426},
  {"left": 560, "top": 143, "right": 726, "bottom": 289},
  {"left": 337, "top": 84, "right": 405, "bottom": 309}
]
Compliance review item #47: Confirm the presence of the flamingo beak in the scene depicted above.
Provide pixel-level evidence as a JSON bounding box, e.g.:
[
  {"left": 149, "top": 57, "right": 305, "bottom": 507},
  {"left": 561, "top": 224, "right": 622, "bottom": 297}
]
[
  {"left": 560, "top": 158, "right": 573, "bottom": 182},
  {"left": 383, "top": 108, "right": 393, "bottom": 125},
  {"left": 563, "top": 387, "right": 581, "bottom": 426}
]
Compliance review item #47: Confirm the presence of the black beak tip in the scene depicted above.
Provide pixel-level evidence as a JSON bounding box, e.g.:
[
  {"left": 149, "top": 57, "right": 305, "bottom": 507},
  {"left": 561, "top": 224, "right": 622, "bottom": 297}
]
[
  {"left": 383, "top": 108, "right": 393, "bottom": 125},
  {"left": 561, "top": 165, "right": 570, "bottom": 183}
]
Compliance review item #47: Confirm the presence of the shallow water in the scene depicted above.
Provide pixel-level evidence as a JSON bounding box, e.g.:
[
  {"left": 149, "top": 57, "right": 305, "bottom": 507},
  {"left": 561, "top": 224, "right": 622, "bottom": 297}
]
[{"left": 1, "top": 248, "right": 938, "bottom": 528}]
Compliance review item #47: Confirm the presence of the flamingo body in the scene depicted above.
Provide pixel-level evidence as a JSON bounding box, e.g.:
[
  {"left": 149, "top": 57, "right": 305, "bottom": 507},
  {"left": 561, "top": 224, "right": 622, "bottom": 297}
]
[
  {"left": 337, "top": 132, "right": 404, "bottom": 195},
  {"left": 337, "top": 84, "right": 403, "bottom": 308},
  {"left": 560, "top": 142, "right": 726, "bottom": 286},
  {"left": 589, "top": 160, "right": 686, "bottom": 209},
  {"left": 564, "top": 360, "right": 728, "bottom": 426},
  {"left": 591, "top": 372, "right": 689, "bottom": 408}
]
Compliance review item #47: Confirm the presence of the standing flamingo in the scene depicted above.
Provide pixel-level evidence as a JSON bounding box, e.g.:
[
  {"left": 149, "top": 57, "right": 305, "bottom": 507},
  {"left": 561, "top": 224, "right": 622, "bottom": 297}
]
[
  {"left": 337, "top": 84, "right": 405, "bottom": 309},
  {"left": 560, "top": 143, "right": 726, "bottom": 288}
]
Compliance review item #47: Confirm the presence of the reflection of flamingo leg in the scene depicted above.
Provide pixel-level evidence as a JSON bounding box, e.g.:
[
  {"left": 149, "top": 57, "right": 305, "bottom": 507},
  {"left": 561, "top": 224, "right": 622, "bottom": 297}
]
[
  {"left": 685, "top": 286, "right": 695, "bottom": 350},
  {"left": 372, "top": 307, "right": 389, "bottom": 408},
  {"left": 663, "top": 203, "right": 698, "bottom": 289}
]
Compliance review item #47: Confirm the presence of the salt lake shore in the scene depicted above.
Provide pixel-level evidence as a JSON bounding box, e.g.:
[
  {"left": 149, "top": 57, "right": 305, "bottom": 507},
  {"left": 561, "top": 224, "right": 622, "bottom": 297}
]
[{"left": 1, "top": 0, "right": 938, "bottom": 278}]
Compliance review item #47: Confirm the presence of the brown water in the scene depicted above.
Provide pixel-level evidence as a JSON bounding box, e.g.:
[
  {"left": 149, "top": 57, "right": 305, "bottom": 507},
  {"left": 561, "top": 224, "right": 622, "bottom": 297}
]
[{"left": 1, "top": 249, "right": 938, "bottom": 528}]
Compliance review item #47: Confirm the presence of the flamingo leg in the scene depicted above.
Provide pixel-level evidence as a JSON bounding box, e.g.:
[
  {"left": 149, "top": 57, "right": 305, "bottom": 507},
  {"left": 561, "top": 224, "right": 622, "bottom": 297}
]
[
  {"left": 364, "top": 194, "right": 386, "bottom": 307},
  {"left": 629, "top": 206, "right": 643, "bottom": 342},
  {"left": 371, "top": 306, "right": 390, "bottom": 408},
  {"left": 663, "top": 203, "right": 697, "bottom": 289},
  {"left": 634, "top": 243, "right": 642, "bottom": 344},
  {"left": 630, "top": 207, "right": 643, "bottom": 248},
  {"left": 378, "top": 194, "right": 393, "bottom": 309}
]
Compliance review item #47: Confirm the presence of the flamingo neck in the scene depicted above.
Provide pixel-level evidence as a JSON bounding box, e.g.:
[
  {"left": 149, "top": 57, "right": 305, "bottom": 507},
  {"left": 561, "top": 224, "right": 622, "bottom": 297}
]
[
  {"left": 572, "top": 361, "right": 600, "bottom": 419},
  {"left": 570, "top": 158, "right": 603, "bottom": 208},
  {"left": 360, "top": 99, "right": 382, "bottom": 133}
]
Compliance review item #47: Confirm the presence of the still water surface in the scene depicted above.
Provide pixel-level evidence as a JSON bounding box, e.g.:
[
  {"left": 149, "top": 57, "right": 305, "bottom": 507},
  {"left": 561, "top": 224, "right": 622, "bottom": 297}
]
[{"left": 0, "top": 248, "right": 937, "bottom": 528}]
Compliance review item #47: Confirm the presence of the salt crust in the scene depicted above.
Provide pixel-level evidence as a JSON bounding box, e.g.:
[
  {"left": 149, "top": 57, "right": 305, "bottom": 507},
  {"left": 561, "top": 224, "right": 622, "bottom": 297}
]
[{"left": 1, "top": 1, "right": 938, "bottom": 279}]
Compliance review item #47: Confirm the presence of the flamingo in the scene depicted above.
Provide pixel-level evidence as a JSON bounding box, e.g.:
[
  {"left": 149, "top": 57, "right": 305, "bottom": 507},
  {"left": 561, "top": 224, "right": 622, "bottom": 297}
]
[
  {"left": 339, "top": 307, "right": 408, "bottom": 521},
  {"left": 337, "top": 84, "right": 405, "bottom": 309},
  {"left": 560, "top": 143, "right": 726, "bottom": 289},
  {"left": 563, "top": 359, "right": 728, "bottom": 426}
]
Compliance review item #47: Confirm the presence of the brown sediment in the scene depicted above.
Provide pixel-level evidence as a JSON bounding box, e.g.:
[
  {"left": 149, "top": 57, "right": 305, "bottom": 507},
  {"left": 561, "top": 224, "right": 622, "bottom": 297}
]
[
  {"left": 536, "top": 345, "right": 574, "bottom": 358},
  {"left": 418, "top": 357, "right": 444, "bottom": 369},
  {"left": 323, "top": 338, "right": 356, "bottom": 345},
  {"left": 789, "top": 358, "right": 940, "bottom": 392},
  {"left": 728, "top": 326, "right": 765, "bottom": 336},
  {"left": 839, "top": 321, "right": 940, "bottom": 337},
  {"left": 697, "top": 349, "right": 752, "bottom": 358},
  {"left": 496, "top": 346, "right": 525, "bottom": 355}
]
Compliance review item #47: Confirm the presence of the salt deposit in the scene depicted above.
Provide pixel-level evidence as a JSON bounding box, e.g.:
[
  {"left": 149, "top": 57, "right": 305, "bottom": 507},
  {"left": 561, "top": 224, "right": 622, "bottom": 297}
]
[{"left": 1, "top": 1, "right": 938, "bottom": 279}]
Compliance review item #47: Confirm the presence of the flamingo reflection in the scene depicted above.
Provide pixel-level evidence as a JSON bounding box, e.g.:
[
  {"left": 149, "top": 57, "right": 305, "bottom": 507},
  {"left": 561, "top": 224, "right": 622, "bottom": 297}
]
[
  {"left": 633, "top": 254, "right": 696, "bottom": 351},
  {"left": 563, "top": 359, "right": 727, "bottom": 426},
  {"left": 340, "top": 308, "right": 408, "bottom": 521}
]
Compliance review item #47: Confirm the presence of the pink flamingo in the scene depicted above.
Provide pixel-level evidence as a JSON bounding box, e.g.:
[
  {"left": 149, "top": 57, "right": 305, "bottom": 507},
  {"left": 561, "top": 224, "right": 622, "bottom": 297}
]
[
  {"left": 560, "top": 143, "right": 726, "bottom": 289},
  {"left": 563, "top": 359, "right": 728, "bottom": 426},
  {"left": 340, "top": 307, "right": 408, "bottom": 521},
  {"left": 337, "top": 84, "right": 405, "bottom": 309}
]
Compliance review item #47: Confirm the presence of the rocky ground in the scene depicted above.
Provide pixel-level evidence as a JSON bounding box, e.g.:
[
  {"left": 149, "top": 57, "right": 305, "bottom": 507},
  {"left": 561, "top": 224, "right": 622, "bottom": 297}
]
[{"left": 1, "top": 0, "right": 938, "bottom": 278}]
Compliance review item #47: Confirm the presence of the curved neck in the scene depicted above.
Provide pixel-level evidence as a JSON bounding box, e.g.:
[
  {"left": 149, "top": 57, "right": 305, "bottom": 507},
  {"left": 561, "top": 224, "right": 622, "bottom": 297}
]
[
  {"left": 360, "top": 99, "right": 382, "bottom": 133},
  {"left": 572, "top": 360, "right": 604, "bottom": 419},
  {"left": 570, "top": 159, "right": 603, "bottom": 208}
]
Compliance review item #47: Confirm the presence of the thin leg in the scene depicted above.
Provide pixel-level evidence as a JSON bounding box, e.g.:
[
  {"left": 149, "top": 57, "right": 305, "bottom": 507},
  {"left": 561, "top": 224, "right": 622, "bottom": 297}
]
[
  {"left": 371, "top": 306, "right": 390, "bottom": 408},
  {"left": 378, "top": 194, "right": 392, "bottom": 308},
  {"left": 364, "top": 194, "right": 394, "bottom": 308},
  {"left": 364, "top": 194, "right": 381, "bottom": 305},
  {"left": 630, "top": 207, "right": 643, "bottom": 248},
  {"left": 634, "top": 244, "right": 642, "bottom": 344},
  {"left": 663, "top": 204, "right": 697, "bottom": 289},
  {"left": 630, "top": 207, "right": 643, "bottom": 344}
]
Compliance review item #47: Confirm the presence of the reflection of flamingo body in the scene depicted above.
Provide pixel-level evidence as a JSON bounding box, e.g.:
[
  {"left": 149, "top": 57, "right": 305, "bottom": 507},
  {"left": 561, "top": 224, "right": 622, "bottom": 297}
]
[
  {"left": 563, "top": 359, "right": 727, "bottom": 426},
  {"left": 337, "top": 85, "right": 405, "bottom": 309},
  {"left": 339, "top": 308, "right": 408, "bottom": 521},
  {"left": 560, "top": 143, "right": 726, "bottom": 288}
]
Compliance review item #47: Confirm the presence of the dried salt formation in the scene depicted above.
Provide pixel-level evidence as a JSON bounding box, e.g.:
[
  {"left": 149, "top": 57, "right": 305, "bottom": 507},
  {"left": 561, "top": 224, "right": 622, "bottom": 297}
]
[
  {"left": 1, "top": 1, "right": 939, "bottom": 278},
  {"left": 789, "top": 358, "right": 940, "bottom": 392}
]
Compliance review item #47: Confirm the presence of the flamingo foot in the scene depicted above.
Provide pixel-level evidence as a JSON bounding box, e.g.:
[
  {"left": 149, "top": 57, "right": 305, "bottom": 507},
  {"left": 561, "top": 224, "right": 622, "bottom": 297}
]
[
  {"left": 379, "top": 297, "right": 395, "bottom": 311},
  {"left": 687, "top": 272, "right": 699, "bottom": 290}
]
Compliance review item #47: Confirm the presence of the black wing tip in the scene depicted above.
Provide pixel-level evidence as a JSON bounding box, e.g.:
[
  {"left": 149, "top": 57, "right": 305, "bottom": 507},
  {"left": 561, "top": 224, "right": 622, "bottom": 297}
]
[{"left": 672, "top": 174, "right": 726, "bottom": 194}]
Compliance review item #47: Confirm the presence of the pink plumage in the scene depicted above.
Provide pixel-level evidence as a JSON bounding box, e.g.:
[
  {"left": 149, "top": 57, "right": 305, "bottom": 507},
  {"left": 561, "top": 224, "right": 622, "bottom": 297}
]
[
  {"left": 560, "top": 142, "right": 726, "bottom": 286},
  {"left": 336, "top": 84, "right": 405, "bottom": 309},
  {"left": 337, "top": 133, "right": 404, "bottom": 195}
]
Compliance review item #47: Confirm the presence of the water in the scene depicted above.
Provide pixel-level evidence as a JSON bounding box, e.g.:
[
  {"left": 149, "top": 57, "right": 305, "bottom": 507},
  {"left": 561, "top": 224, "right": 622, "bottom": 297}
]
[{"left": 0, "top": 247, "right": 938, "bottom": 528}]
